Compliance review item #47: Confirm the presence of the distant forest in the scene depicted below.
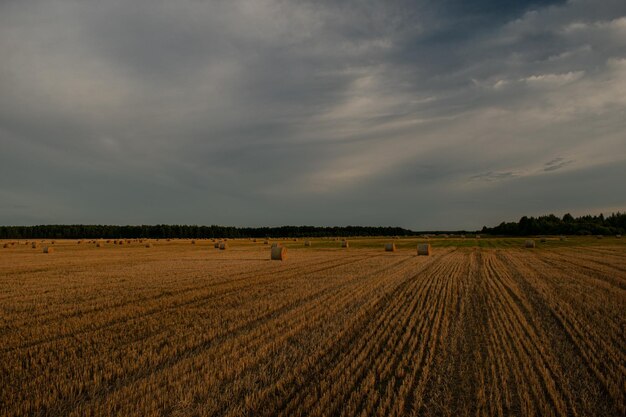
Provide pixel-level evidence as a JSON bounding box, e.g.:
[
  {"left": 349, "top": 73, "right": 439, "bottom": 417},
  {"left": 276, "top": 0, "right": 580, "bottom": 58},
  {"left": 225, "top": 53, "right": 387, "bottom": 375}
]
[
  {"left": 0, "top": 225, "right": 419, "bottom": 240},
  {"left": 0, "top": 212, "right": 624, "bottom": 239},
  {"left": 481, "top": 212, "right": 625, "bottom": 236}
]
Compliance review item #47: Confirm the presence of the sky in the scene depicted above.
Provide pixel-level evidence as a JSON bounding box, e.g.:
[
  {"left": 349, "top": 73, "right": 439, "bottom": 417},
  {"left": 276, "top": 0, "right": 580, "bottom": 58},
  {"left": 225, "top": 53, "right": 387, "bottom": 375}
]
[{"left": 1, "top": 0, "right": 625, "bottom": 230}]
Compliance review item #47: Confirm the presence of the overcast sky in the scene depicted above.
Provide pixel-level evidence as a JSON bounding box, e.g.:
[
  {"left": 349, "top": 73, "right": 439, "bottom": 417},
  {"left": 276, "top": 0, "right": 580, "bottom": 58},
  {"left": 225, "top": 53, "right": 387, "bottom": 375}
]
[{"left": 1, "top": 0, "right": 625, "bottom": 229}]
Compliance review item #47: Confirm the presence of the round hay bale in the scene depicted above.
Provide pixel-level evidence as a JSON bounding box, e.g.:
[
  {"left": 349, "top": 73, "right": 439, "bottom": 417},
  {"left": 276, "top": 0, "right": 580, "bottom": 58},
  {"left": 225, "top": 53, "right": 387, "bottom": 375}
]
[
  {"left": 417, "top": 244, "right": 431, "bottom": 256},
  {"left": 304, "top": 240, "right": 311, "bottom": 247},
  {"left": 385, "top": 243, "right": 396, "bottom": 252},
  {"left": 43, "top": 246, "right": 54, "bottom": 253},
  {"left": 118, "top": 241, "right": 124, "bottom": 245},
  {"left": 271, "top": 246, "right": 287, "bottom": 261},
  {"left": 219, "top": 242, "right": 228, "bottom": 250},
  {"left": 525, "top": 240, "right": 536, "bottom": 248},
  {"left": 341, "top": 240, "right": 349, "bottom": 248}
]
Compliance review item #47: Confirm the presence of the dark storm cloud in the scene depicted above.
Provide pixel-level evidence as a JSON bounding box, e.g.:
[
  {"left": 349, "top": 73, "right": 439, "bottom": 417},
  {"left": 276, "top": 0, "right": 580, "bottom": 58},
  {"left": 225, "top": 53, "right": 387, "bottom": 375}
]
[{"left": 0, "top": 0, "right": 625, "bottom": 228}]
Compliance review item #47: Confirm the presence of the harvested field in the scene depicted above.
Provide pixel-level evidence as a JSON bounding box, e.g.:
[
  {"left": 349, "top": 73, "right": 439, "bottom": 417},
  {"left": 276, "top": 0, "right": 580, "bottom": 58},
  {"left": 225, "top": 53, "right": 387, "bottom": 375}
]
[{"left": 0, "top": 238, "right": 624, "bottom": 416}]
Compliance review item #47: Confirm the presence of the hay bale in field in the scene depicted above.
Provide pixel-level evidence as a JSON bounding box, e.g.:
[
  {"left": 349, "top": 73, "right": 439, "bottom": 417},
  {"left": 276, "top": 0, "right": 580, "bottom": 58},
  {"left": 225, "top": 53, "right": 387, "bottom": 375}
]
[
  {"left": 271, "top": 246, "right": 287, "bottom": 261},
  {"left": 525, "top": 240, "right": 535, "bottom": 248},
  {"left": 77, "top": 240, "right": 82, "bottom": 244},
  {"left": 341, "top": 240, "right": 349, "bottom": 248},
  {"left": 304, "top": 240, "right": 311, "bottom": 247},
  {"left": 417, "top": 244, "right": 431, "bottom": 256},
  {"left": 219, "top": 242, "right": 228, "bottom": 250},
  {"left": 385, "top": 243, "right": 396, "bottom": 252},
  {"left": 96, "top": 242, "right": 103, "bottom": 247},
  {"left": 43, "top": 246, "right": 54, "bottom": 253},
  {"left": 118, "top": 240, "right": 124, "bottom": 245},
  {"left": 214, "top": 242, "right": 220, "bottom": 248}
]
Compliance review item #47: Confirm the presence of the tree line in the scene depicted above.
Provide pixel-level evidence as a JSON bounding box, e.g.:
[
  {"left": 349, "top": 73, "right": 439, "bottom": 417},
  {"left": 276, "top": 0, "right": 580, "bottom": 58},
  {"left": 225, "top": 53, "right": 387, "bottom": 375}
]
[
  {"left": 481, "top": 212, "right": 625, "bottom": 236},
  {"left": 0, "top": 225, "right": 419, "bottom": 239},
  {"left": 1, "top": 212, "right": 623, "bottom": 239}
]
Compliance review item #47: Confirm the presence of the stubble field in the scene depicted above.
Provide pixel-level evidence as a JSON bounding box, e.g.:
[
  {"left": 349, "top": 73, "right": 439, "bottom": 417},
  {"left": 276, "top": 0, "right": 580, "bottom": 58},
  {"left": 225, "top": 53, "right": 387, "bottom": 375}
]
[{"left": 1, "top": 237, "right": 625, "bottom": 417}]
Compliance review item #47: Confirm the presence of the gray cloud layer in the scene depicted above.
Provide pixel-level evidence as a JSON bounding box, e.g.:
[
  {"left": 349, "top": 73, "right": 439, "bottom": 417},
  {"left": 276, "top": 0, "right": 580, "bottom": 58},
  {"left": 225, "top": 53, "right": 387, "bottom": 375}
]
[{"left": 1, "top": 0, "right": 625, "bottom": 229}]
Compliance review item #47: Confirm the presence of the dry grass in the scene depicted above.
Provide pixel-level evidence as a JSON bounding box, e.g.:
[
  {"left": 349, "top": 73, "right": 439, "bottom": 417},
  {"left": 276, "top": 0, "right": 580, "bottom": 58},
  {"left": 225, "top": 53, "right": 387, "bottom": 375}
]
[{"left": 0, "top": 239, "right": 624, "bottom": 416}]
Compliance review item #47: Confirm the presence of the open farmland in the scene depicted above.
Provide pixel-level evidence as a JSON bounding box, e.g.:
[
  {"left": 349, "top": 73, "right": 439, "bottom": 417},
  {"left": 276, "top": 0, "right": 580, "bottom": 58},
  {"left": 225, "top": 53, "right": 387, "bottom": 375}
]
[{"left": 1, "top": 238, "right": 625, "bottom": 416}]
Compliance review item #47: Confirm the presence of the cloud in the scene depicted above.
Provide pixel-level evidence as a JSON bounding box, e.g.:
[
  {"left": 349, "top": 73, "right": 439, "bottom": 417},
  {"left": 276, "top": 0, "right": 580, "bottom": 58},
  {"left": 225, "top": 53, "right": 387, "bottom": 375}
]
[
  {"left": 543, "top": 157, "right": 574, "bottom": 171},
  {"left": 470, "top": 171, "right": 519, "bottom": 182},
  {"left": 0, "top": 0, "right": 625, "bottom": 229}
]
